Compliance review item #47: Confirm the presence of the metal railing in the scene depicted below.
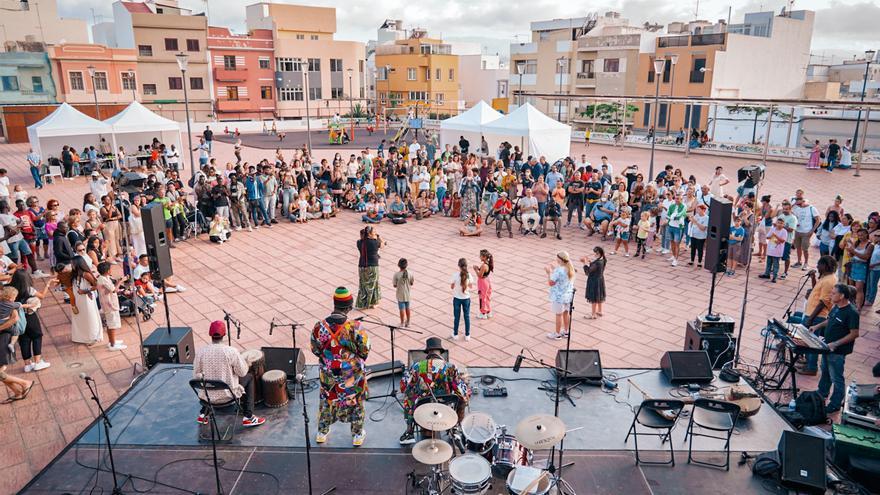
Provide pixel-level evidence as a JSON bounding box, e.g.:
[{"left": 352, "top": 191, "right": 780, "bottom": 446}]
[{"left": 658, "top": 36, "right": 690, "bottom": 48}]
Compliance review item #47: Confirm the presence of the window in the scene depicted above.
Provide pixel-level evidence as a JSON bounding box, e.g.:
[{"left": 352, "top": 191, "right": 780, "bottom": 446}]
[
  {"left": 330, "top": 58, "right": 343, "bottom": 72},
  {"left": 407, "top": 68, "right": 416, "bottom": 81},
  {"left": 168, "top": 77, "right": 183, "bottom": 90},
  {"left": 186, "top": 39, "right": 200, "bottom": 52},
  {"left": 647, "top": 58, "right": 655, "bottom": 83},
  {"left": 121, "top": 72, "right": 136, "bottom": 90},
  {"left": 377, "top": 67, "right": 388, "bottom": 80},
  {"left": 31, "top": 76, "right": 43, "bottom": 93},
  {"left": 279, "top": 86, "right": 303, "bottom": 101},
  {"left": 658, "top": 103, "right": 668, "bottom": 127},
  {"left": 307, "top": 58, "right": 320, "bottom": 72},
  {"left": 138, "top": 45, "right": 153, "bottom": 57},
  {"left": 435, "top": 93, "right": 444, "bottom": 105},
  {"left": 308, "top": 86, "right": 322, "bottom": 100},
  {"left": 69, "top": 71, "right": 84, "bottom": 91},
  {"left": 408, "top": 91, "right": 428, "bottom": 101},
  {"left": 425, "top": 68, "right": 430, "bottom": 81},
  {"left": 579, "top": 59, "right": 595, "bottom": 78},
  {"left": 378, "top": 92, "right": 386, "bottom": 103},
  {"left": 1, "top": 76, "right": 19, "bottom": 91},
  {"left": 331, "top": 87, "right": 344, "bottom": 99},
  {"left": 226, "top": 86, "right": 239, "bottom": 100},
  {"left": 662, "top": 59, "right": 671, "bottom": 83},
  {"left": 448, "top": 68, "right": 454, "bottom": 81},
  {"left": 522, "top": 60, "right": 538, "bottom": 74},
  {"left": 93, "top": 71, "right": 108, "bottom": 91},
  {"left": 690, "top": 57, "right": 707, "bottom": 83},
  {"left": 684, "top": 104, "right": 702, "bottom": 128},
  {"left": 164, "top": 38, "right": 178, "bottom": 51},
  {"left": 420, "top": 44, "right": 431, "bottom": 55},
  {"left": 143, "top": 83, "right": 157, "bottom": 95},
  {"left": 276, "top": 58, "right": 303, "bottom": 72},
  {"left": 223, "top": 55, "right": 236, "bottom": 69},
  {"left": 190, "top": 77, "right": 204, "bottom": 90},
  {"left": 603, "top": 58, "right": 620, "bottom": 72},
  {"left": 310, "top": 35, "right": 318, "bottom": 40},
  {"left": 261, "top": 86, "right": 272, "bottom": 99},
  {"left": 435, "top": 68, "right": 441, "bottom": 80},
  {"left": 259, "top": 58, "right": 270, "bottom": 69},
  {"left": 296, "top": 34, "right": 305, "bottom": 40},
  {"left": 643, "top": 103, "right": 651, "bottom": 126}
]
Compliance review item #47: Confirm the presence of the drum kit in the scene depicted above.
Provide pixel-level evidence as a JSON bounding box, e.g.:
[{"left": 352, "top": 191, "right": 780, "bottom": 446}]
[{"left": 409, "top": 403, "right": 567, "bottom": 495}]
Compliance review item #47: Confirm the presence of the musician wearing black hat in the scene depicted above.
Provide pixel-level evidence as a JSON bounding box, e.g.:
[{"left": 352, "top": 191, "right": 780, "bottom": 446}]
[{"left": 398, "top": 337, "right": 469, "bottom": 445}]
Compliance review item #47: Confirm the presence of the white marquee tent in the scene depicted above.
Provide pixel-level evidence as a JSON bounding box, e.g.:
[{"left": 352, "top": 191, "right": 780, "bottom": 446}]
[
  {"left": 26, "top": 103, "right": 112, "bottom": 159},
  {"left": 481, "top": 103, "right": 571, "bottom": 162},
  {"left": 439, "top": 101, "right": 503, "bottom": 150},
  {"left": 104, "top": 101, "right": 183, "bottom": 164}
]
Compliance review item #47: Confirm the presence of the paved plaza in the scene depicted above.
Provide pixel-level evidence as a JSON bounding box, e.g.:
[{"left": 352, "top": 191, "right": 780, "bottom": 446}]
[{"left": 0, "top": 137, "right": 878, "bottom": 493}]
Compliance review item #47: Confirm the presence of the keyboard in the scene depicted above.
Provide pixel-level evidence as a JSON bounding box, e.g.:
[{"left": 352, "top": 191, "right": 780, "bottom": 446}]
[{"left": 770, "top": 319, "right": 830, "bottom": 354}]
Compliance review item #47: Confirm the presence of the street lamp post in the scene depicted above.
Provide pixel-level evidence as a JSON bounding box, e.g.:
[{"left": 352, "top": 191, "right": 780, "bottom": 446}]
[
  {"left": 127, "top": 69, "right": 137, "bottom": 101},
  {"left": 176, "top": 53, "right": 197, "bottom": 208},
  {"left": 852, "top": 49, "right": 875, "bottom": 176},
  {"left": 556, "top": 57, "right": 566, "bottom": 121},
  {"left": 302, "top": 75, "right": 313, "bottom": 152},
  {"left": 87, "top": 65, "right": 100, "bottom": 119},
  {"left": 347, "top": 67, "right": 354, "bottom": 141},
  {"left": 648, "top": 57, "right": 665, "bottom": 180},
  {"left": 665, "top": 54, "right": 678, "bottom": 136},
  {"left": 515, "top": 61, "right": 525, "bottom": 108}
]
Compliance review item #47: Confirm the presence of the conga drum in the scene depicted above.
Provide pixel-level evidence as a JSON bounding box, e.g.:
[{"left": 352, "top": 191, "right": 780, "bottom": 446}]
[
  {"left": 262, "top": 370, "right": 289, "bottom": 408},
  {"left": 241, "top": 349, "right": 266, "bottom": 403}
]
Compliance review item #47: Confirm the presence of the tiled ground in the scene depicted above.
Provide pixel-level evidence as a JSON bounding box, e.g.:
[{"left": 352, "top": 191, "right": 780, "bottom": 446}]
[{"left": 1, "top": 137, "right": 878, "bottom": 493}]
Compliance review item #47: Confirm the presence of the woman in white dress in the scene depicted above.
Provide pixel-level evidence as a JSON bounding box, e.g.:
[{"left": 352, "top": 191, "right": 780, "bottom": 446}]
[
  {"left": 128, "top": 195, "right": 147, "bottom": 257},
  {"left": 70, "top": 251, "right": 103, "bottom": 345}
]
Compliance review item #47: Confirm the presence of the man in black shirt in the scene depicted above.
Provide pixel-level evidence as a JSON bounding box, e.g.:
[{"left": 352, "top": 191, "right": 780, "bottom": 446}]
[
  {"left": 564, "top": 173, "right": 585, "bottom": 227},
  {"left": 826, "top": 139, "right": 841, "bottom": 172},
  {"left": 203, "top": 126, "right": 214, "bottom": 155},
  {"left": 808, "top": 283, "right": 860, "bottom": 412},
  {"left": 458, "top": 136, "right": 470, "bottom": 155},
  {"left": 583, "top": 172, "right": 602, "bottom": 217}
]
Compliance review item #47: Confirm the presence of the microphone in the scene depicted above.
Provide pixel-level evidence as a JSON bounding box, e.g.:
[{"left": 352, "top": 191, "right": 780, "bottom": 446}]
[
  {"left": 804, "top": 269, "right": 817, "bottom": 276},
  {"left": 294, "top": 373, "right": 305, "bottom": 383},
  {"left": 79, "top": 372, "right": 93, "bottom": 382},
  {"left": 513, "top": 350, "right": 524, "bottom": 373},
  {"left": 353, "top": 315, "right": 367, "bottom": 321},
  {"left": 269, "top": 317, "right": 275, "bottom": 336}
]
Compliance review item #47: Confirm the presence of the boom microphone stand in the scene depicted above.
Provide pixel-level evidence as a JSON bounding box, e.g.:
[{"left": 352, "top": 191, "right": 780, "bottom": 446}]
[
  {"left": 222, "top": 309, "right": 241, "bottom": 348},
  {"left": 270, "top": 316, "right": 303, "bottom": 349},
  {"left": 81, "top": 373, "right": 124, "bottom": 495},
  {"left": 357, "top": 317, "right": 422, "bottom": 403}
]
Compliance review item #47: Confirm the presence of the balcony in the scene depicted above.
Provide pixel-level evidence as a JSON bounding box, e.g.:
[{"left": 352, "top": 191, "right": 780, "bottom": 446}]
[
  {"left": 691, "top": 33, "right": 726, "bottom": 46},
  {"left": 575, "top": 72, "right": 595, "bottom": 88},
  {"left": 214, "top": 67, "right": 248, "bottom": 82},
  {"left": 216, "top": 98, "right": 253, "bottom": 112},
  {"left": 577, "top": 34, "right": 641, "bottom": 51},
  {"left": 510, "top": 42, "right": 537, "bottom": 55},
  {"left": 657, "top": 35, "right": 690, "bottom": 48}
]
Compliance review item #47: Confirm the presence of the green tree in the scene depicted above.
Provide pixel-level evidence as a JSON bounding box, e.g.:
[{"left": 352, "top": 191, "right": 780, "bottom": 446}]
[
  {"left": 725, "top": 105, "right": 791, "bottom": 144},
  {"left": 579, "top": 103, "right": 639, "bottom": 124}
]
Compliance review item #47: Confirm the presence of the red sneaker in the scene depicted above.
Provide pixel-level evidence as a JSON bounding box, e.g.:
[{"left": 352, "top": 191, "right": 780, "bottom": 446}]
[
  {"left": 196, "top": 414, "right": 208, "bottom": 425},
  {"left": 242, "top": 416, "right": 266, "bottom": 427}
]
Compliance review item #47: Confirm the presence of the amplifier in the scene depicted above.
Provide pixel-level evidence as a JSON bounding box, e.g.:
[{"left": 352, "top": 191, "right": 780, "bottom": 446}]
[
  {"left": 555, "top": 350, "right": 603, "bottom": 381},
  {"left": 685, "top": 320, "right": 736, "bottom": 369},
  {"left": 778, "top": 430, "right": 826, "bottom": 494},
  {"left": 842, "top": 383, "right": 880, "bottom": 431},
  {"left": 365, "top": 360, "right": 405, "bottom": 378},
  {"left": 143, "top": 327, "right": 194, "bottom": 368},
  {"left": 407, "top": 349, "right": 450, "bottom": 366},
  {"left": 693, "top": 314, "right": 735, "bottom": 334},
  {"left": 262, "top": 347, "right": 305, "bottom": 378},
  {"left": 660, "top": 350, "right": 714, "bottom": 384}
]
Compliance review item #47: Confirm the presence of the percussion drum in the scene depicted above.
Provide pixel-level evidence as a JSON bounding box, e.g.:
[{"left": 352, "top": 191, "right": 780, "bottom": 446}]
[
  {"left": 262, "top": 370, "right": 289, "bottom": 408},
  {"left": 492, "top": 434, "right": 532, "bottom": 477},
  {"left": 448, "top": 454, "right": 492, "bottom": 495},
  {"left": 460, "top": 412, "right": 497, "bottom": 455},
  {"left": 241, "top": 349, "right": 266, "bottom": 403},
  {"left": 506, "top": 466, "right": 551, "bottom": 495}
]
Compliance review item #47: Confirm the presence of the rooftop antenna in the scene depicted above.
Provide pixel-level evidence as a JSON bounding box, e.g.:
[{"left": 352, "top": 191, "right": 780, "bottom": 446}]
[{"left": 694, "top": 0, "right": 700, "bottom": 19}]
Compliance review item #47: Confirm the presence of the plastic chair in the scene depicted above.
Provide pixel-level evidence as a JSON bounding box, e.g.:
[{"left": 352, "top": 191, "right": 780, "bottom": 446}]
[
  {"left": 45, "top": 165, "right": 63, "bottom": 183},
  {"left": 189, "top": 378, "right": 241, "bottom": 442},
  {"left": 684, "top": 398, "right": 741, "bottom": 470},
  {"left": 624, "top": 399, "right": 685, "bottom": 466}
]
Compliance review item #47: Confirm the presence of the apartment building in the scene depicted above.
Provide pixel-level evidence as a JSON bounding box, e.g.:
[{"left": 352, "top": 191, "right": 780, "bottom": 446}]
[
  {"left": 49, "top": 44, "right": 139, "bottom": 108},
  {"left": 458, "top": 54, "right": 508, "bottom": 109},
  {"left": 108, "top": 0, "right": 212, "bottom": 121},
  {"left": 246, "top": 2, "right": 365, "bottom": 120},
  {"left": 208, "top": 27, "right": 275, "bottom": 121},
  {"left": 374, "top": 30, "right": 461, "bottom": 118},
  {"left": 0, "top": 0, "right": 88, "bottom": 51}
]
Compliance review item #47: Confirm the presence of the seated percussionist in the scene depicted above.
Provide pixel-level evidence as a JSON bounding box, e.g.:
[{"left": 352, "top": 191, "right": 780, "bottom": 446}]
[
  {"left": 193, "top": 321, "right": 266, "bottom": 428},
  {"left": 399, "top": 337, "right": 470, "bottom": 445}
]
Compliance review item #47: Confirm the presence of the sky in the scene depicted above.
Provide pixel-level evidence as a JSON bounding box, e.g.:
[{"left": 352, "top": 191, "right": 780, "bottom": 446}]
[{"left": 59, "top": 0, "right": 878, "bottom": 63}]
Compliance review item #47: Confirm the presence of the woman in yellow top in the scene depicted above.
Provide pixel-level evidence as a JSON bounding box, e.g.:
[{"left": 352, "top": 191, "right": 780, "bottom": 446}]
[
  {"left": 838, "top": 220, "right": 860, "bottom": 280},
  {"left": 501, "top": 172, "right": 517, "bottom": 200}
]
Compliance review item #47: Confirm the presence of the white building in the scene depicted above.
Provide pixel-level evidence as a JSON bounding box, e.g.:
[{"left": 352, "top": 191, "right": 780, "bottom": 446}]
[{"left": 458, "top": 54, "right": 508, "bottom": 109}]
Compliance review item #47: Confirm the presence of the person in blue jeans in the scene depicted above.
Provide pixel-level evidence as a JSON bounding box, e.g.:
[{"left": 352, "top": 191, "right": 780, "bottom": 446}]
[
  {"left": 450, "top": 258, "right": 475, "bottom": 341},
  {"left": 809, "top": 283, "right": 860, "bottom": 413},
  {"left": 244, "top": 167, "right": 271, "bottom": 227},
  {"left": 27, "top": 149, "right": 43, "bottom": 189},
  {"left": 797, "top": 256, "right": 837, "bottom": 375}
]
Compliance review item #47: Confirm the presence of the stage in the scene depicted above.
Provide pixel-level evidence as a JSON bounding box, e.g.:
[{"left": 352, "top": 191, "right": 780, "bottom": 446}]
[{"left": 21, "top": 364, "right": 794, "bottom": 494}]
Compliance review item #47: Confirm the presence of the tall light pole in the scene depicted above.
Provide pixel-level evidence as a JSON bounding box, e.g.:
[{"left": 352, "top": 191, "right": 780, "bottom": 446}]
[
  {"left": 665, "top": 54, "right": 678, "bottom": 136},
  {"left": 301, "top": 74, "right": 313, "bottom": 152},
  {"left": 346, "top": 67, "right": 354, "bottom": 141},
  {"left": 515, "top": 60, "right": 525, "bottom": 108},
  {"left": 648, "top": 57, "right": 665, "bottom": 180},
  {"left": 87, "top": 65, "right": 100, "bottom": 119},
  {"left": 556, "top": 56, "right": 566, "bottom": 121},
  {"left": 127, "top": 69, "right": 137, "bottom": 101},
  {"left": 852, "top": 49, "right": 875, "bottom": 153},
  {"left": 176, "top": 53, "right": 196, "bottom": 192}
]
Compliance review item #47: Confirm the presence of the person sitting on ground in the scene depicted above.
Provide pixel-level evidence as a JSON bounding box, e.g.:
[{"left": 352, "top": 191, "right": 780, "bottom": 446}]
[
  {"left": 388, "top": 194, "right": 408, "bottom": 223},
  {"left": 193, "top": 320, "right": 266, "bottom": 427},
  {"left": 209, "top": 214, "right": 231, "bottom": 244},
  {"left": 413, "top": 190, "right": 432, "bottom": 220},
  {"left": 459, "top": 208, "right": 483, "bottom": 237}
]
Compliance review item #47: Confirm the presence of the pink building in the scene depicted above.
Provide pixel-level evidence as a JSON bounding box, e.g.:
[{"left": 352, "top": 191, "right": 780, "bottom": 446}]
[{"left": 208, "top": 27, "right": 275, "bottom": 121}]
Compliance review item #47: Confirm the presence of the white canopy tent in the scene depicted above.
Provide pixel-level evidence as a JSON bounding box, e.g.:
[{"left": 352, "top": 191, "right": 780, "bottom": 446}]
[
  {"left": 439, "top": 101, "right": 503, "bottom": 151},
  {"left": 26, "top": 103, "right": 112, "bottom": 159},
  {"left": 481, "top": 103, "right": 571, "bottom": 162},
  {"left": 104, "top": 101, "right": 183, "bottom": 167}
]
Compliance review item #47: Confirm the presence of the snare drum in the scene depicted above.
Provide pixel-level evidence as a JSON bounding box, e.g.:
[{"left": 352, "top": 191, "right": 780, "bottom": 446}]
[
  {"left": 460, "top": 412, "right": 497, "bottom": 455},
  {"left": 241, "top": 349, "right": 266, "bottom": 403},
  {"left": 448, "top": 454, "right": 492, "bottom": 495},
  {"left": 492, "top": 434, "right": 532, "bottom": 477},
  {"left": 262, "top": 370, "right": 289, "bottom": 408},
  {"left": 506, "top": 466, "right": 551, "bottom": 495}
]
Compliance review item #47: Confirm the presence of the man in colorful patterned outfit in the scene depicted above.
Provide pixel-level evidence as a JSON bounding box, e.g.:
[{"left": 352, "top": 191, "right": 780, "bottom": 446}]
[
  {"left": 311, "top": 287, "right": 371, "bottom": 446},
  {"left": 398, "top": 337, "right": 470, "bottom": 444}
]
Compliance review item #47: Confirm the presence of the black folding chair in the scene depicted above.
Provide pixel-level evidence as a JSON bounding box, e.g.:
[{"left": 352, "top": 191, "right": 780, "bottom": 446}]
[
  {"left": 624, "top": 399, "right": 685, "bottom": 466},
  {"left": 189, "top": 378, "right": 242, "bottom": 442},
  {"left": 413, "top": 393, "right": 463, "bottom": 439},
  {"left": 684, "top": 398, "right": 741, "bottom": 470}
]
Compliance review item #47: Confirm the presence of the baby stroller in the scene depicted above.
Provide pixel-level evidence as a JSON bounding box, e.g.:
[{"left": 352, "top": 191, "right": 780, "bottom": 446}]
[{"left": 118, "top": 289, "right": 154, "bottom": 322}]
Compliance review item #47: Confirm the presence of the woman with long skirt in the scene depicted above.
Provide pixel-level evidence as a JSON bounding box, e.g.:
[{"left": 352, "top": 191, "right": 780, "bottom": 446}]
[{"left": 355, "top": 226, "right": 384, "bottom": 309}]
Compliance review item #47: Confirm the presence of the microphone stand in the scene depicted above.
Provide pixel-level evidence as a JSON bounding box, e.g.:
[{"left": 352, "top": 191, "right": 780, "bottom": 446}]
[
  {"left": 358, "top": 317, "right": 422, "bottom": 404},
  {"left": 297, "top": 373, "right": 336, "bottom": 495},
  {"left": 199, "top": 373, "right": 224, "bottom": 495},
  {"left": 782, "top": 272, "right": 814, "bottom": 320},
  {"left": 83, "top": 375, "right": 124, "bottom": 494},
  {"left": 222, "top": 309, "right": 241, "bottom": 348},
  {"left": 270, "top": 316, "right": 303, "bottom": 349}
]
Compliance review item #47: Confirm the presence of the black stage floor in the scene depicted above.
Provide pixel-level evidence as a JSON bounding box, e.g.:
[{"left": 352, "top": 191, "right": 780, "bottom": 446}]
[
  {"left": 214, "top": 128, "right": 421, "bottom": 151},
  {"left": 21, "top": 365, "right": 794, "bottom": 494}
]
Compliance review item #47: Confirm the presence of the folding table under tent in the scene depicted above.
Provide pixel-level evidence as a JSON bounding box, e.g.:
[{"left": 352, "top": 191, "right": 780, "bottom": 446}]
[
  {"left": 103, "top": 101, "right": 183, "bottom": 169},
  {"left": 480, "top": 103, "right": 572, "bottom": 163},
  {"left": 439, "top": 101, "right": 503, "bottom": 152},
  {"left": 26, "top": 103, "right": 112, "bottom": 160}
]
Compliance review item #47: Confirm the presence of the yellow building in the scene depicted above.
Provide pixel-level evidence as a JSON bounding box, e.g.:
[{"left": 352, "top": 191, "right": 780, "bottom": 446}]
[{"left": 374, "top": 31, "right": 460, "bottom": 119}]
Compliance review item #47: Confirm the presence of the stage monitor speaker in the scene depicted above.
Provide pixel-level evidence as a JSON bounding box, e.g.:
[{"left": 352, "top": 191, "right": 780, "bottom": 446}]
[
  {"left": 407, "top": 349, "right": 450, "bottom": 366},
  {"left": 555, "top": 350, "right": 603, "bottom": 381},
  {"left": 685, "top": 320, "right": 736, "bottom": 369},
  {"left": 262, "top": 347, "right": 305, "bottom": 378},
  {"left": 778, "top": 430, "right": 826, "bottom": 493},
  {"left": 660, "top": 350, "right": 713, "bottom": 384},
  {"left": 143, "top": 326, "right": 194, "bottom": 368},
  {"left": 141, "top": 203, "right": 173, "bottom": 280},
  {"left": 704, "top": 197, "right": 733, "bottom": 274}
]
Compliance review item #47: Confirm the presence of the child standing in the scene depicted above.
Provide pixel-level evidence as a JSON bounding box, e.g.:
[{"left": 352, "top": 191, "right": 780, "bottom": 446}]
[
  {"left": 296, "top": 194, "right": 310, "bottom": 223},
  {"left": 321, "top": 193, "right": 334, "bottom": 219},
  {"left": 610, "top": 207, "right": 632, "bottom": 256},
  {"left": 96, "top": 262, "right": 128, "bottom": 350},
  {"left": 473, "top": 249, "right": 494, "bottom": 319},
  {"left": 0, "top": 286, "right": 34, "bottom": 357},
  {"left": 727, "top": 216, "right": 746, "bottom": 276},
  {"left": 635, "top": 211, "right": 652, "bottom": 259},
  {"left": 760, "top": 217, "right": 788, "bottom": 283},
  {"left": 392, "top": 258, "right": 414, "bottom": 327}
]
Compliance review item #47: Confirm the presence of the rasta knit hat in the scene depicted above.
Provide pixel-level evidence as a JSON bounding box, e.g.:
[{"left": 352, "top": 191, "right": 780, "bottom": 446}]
[{"left": 333, "top": 286, "right": 353, "bottom": 309}]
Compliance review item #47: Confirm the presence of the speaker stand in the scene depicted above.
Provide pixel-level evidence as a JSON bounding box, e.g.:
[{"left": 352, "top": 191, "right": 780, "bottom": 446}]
[
  {"left": 160, "top": 280, "right": 172, "bottom": 335},
  {"left": 705, "top": 269, "right": 720, "bottom": 321}
]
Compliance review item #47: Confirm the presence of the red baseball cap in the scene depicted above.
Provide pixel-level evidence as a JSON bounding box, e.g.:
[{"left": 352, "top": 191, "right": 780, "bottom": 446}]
[{"left": 209, "top": 320, "right": 226, "bottom": 338}]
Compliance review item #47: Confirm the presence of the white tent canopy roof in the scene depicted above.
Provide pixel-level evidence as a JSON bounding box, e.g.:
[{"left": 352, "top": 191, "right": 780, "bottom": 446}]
[
  {"left": 27, "top": 103, "right": 111, "bottom": 138},
  {"left": 440, "top": 101, "right": 502, "bottom": 133},
  {"left": 104, "top": 101, "right": 181, "bottom": 133},
  {"left": 481, "top": 103, "right": 569, "bottom": 135}
]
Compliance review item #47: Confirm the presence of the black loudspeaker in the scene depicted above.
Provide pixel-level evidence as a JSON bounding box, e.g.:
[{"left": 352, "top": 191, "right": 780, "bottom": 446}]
[
  {"left": 778, "top": 431, "right": 826, "bottom": 493},
  {"left": 704, "top": 197, "right": 733, "bottom": 274},
  {"left": 555, "top": 350, "right": 603, "bottom": 381},
  {"left": 141, "top": 203, "right": 173, "bottom": 280},
  {"left": 262, "top": 347, "right": 305, "bottom": 378},
  {"left": 685, "top": 320, "right": 736, "bottom": 369},
  {"left": 407, "top": 349, "right": 450, "bottom": 366},
  {"left": 737, "top": 164, "right": 765, "bottom": 186},
  {"left": 660, "top": 350, "right": 713, "bottom": 384},
  {"left": 143, "top": 326, "right": 194, "bottom": 368}
]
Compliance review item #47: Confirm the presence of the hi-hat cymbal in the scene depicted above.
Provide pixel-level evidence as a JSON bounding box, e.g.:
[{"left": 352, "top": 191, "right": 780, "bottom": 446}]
[
  {"left": 412, "top": 439, "right": 453, "bottom": 465},
  {"left": 413, "top": 403, "right": 458, "bottom": 431},
  {"left": 515, "top": 414, "right": 566, "bottom": 449}
]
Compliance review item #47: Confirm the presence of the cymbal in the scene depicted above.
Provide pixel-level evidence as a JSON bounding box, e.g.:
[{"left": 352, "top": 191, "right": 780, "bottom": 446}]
[
  {"left": 412, "top": 439, "right": 453, "bottom": 465},
  {"left": 515, "top": 414, "right": 566, "bottom": 449},
  {"left": 413, "top": 402, "right": 458, "bottom": 431}
]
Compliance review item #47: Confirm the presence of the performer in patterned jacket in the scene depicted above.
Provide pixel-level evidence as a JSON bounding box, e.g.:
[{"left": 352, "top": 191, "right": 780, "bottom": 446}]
[{"left": 311, "top": 287, "right": 371, "bottom": 446}]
